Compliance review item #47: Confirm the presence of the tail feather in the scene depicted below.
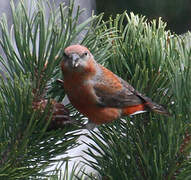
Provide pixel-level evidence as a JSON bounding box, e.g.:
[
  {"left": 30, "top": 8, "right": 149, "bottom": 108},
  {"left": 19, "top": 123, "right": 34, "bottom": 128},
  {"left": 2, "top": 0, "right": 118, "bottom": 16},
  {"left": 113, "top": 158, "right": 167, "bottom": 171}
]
[
  {"left": 122, "top": 92, "right": 170, "bottom": 116},
  {"left": 136, "top": 92, "right": 170, "bottom": 116},
  {"left": 144, "top": 101, "right": 169, "bottom": 116}
]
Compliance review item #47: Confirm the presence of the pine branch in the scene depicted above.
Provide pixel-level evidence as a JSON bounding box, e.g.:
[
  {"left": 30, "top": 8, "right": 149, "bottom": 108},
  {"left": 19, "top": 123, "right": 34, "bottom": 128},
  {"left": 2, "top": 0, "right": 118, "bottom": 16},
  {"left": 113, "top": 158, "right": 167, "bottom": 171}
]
[
  {"left": 82, "top": 12, "right": 191, "bottom": 180},
  {"left": 0, "top": 0, "right": 118, "bottom": 178},
  {"left": 0, "top": 0, "right": 114, "bottom": 178}
]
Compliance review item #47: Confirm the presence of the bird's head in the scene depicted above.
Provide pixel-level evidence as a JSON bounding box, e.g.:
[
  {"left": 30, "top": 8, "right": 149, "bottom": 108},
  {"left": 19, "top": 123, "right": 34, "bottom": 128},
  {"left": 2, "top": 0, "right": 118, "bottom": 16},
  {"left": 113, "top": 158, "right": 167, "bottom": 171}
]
[{"left": 61, "top": 45, "right": 95, "bottom": 75}]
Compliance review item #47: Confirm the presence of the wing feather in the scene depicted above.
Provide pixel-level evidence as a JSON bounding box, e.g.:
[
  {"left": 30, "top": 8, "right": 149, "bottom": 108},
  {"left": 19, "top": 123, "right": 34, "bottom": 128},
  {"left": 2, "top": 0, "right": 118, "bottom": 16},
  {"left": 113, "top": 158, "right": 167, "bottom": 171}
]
[
  {"left": 93, "top": 65, "right": 169, "bottom": 115},
  {"left": 93, "top": 69, "right": 144, "bottom": 108}
]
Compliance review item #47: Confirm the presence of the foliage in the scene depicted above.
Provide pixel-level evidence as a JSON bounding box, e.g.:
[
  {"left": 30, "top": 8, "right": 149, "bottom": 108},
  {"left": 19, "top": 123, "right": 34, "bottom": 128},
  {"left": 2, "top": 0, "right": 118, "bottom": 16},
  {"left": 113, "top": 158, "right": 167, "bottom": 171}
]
[
  {"left": 0, "top": 0, "right": 114, "bottom": 179},
  {"left": 96, "top": 0, "right": 191, "bottom": 34},
  {"left": 48, "top": 161, "right": 99, "bottom": 180},
  {"left": 83, "top": 13, "right": 191, "bottom": 180},
  {"left": 0, "top": 0, "right": 191, "bottom": 179}
]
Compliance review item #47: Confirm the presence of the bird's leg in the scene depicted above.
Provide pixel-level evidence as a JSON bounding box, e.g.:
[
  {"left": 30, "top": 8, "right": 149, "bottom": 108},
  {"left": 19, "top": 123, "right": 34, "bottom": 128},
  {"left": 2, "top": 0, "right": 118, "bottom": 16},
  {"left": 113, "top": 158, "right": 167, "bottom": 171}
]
[
  {"left": 84, "top": 121, "right": 97, "bottom": 130},
  {"left": 61, "top": 118, "right": 97, "bottom": 130},
  {"left": 60, "top": 117, "right": 79, "bottom": 125}
]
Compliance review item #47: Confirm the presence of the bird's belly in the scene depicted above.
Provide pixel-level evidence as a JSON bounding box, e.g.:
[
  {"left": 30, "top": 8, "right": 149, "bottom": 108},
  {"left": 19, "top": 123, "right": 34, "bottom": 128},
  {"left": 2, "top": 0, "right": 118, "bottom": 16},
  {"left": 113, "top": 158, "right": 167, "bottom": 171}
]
[
  {"left": 75, "top": 105, "right": 120, "bottom": 125},
  {"left": 66, "top": 85, "right": 121, "bottom": 125},
  {"left": 83, "top": 107, "right": 121, "bottom": 124}
]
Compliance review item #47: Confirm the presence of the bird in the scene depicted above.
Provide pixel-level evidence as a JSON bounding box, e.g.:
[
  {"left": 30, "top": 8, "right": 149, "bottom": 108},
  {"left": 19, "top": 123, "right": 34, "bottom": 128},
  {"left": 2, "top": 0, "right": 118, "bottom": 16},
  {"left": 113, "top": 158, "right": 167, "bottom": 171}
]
[{"left": 60, "top": 44, "right": 169, "bottom": 129}]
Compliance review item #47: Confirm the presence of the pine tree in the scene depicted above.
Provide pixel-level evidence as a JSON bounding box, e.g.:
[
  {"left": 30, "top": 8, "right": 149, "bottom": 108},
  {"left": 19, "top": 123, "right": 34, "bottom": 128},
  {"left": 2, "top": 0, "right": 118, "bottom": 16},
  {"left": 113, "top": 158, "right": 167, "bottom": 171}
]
[
  {"left": 83, "top": 13, "right": 191, "bottom": 180},
  {"left": 0, "top": 0, "right": 113, "bottom": 179},
  {"left": 0, "top": 0, "right": 191, "bottom": 180}
]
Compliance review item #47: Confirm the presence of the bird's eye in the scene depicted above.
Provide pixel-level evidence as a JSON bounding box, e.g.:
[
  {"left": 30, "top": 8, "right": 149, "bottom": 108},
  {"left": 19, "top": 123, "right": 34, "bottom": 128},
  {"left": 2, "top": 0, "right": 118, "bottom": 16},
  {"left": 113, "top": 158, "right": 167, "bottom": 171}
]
[{"left": 83, "top": 52, "right": 88, "bottom": 56}]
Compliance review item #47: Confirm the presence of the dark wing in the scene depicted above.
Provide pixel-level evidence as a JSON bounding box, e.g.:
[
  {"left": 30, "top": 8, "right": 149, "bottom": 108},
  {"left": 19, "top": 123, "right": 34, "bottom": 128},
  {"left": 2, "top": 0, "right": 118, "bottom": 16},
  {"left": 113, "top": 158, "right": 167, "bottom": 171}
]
[
  {"left": 94, "top": 76, "right": 169, "bottom": 115},
  {"left": 93, "top": 64, "right": 169, "bottom": 115},
  {"left": 94, "top": 77, "right": 144, "bottom": 108}
]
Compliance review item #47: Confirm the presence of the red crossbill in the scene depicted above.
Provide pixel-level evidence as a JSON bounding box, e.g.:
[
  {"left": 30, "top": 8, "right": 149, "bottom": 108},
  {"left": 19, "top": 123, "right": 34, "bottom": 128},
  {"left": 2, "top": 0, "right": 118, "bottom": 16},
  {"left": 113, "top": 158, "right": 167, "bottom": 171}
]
[{"left": 61, "top": 45, "right": 168, "bottom": 129}]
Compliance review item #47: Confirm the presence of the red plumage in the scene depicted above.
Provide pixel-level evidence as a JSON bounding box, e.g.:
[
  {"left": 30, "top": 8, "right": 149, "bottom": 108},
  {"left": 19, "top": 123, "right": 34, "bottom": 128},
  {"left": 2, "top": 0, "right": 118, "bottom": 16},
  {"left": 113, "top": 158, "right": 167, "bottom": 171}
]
[{"left": 61, "top": 45, "right": 168, "bottom": 126}]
